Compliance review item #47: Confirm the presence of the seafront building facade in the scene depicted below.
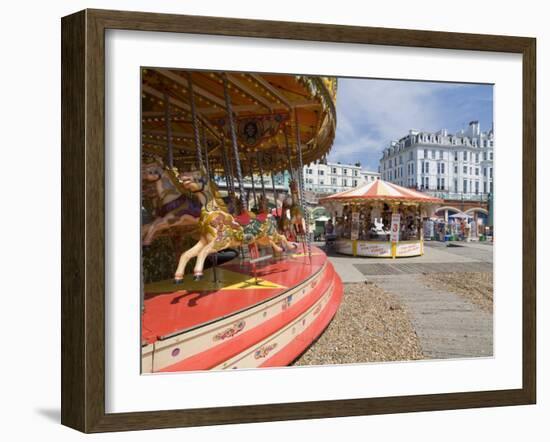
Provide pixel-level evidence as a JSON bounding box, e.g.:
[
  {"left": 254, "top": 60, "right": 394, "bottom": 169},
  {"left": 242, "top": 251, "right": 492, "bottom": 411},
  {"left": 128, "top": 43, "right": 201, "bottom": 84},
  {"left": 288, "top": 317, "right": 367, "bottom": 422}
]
[
  {"left": 379, "top": 121, "right": 494, "bottom": 200},
  {"left": 303, "top": 161, "right": 380, "bottom": 195}
]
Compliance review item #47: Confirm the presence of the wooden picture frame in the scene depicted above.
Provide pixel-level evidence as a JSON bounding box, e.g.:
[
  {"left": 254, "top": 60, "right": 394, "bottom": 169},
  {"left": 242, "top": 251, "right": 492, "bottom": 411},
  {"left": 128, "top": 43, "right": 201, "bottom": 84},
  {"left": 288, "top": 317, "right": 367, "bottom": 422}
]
[{"left": 61, "top": 8, "right": 536, "bottom": 433}]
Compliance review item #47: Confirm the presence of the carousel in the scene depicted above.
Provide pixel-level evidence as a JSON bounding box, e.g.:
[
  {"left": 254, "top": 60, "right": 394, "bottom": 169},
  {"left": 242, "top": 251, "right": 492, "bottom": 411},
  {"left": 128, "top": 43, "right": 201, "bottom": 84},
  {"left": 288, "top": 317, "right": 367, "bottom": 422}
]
[
  {"left": 140, "top": 68, "right": 342, "bottom": 372},
  {"left": 320, "top": 180, "right": 443, "bottom": 258}
]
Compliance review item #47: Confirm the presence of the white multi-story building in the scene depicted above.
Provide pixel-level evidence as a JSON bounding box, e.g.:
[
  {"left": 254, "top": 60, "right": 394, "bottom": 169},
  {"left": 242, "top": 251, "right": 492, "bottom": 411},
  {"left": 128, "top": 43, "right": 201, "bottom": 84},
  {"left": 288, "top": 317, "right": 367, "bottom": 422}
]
[
  {"left": 379, "top": 121, "right": 494, "bottom": 199},
  {"left": 303, "top": 161, "right": 380, "bottom": 194}
]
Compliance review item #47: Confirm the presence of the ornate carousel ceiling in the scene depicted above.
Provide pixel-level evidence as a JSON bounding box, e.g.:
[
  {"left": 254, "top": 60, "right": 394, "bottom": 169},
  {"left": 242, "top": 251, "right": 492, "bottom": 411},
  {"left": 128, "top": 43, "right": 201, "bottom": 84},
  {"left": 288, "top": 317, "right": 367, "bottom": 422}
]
[{"left": 141, "top": 68, "right": 337, "bottom": 174}]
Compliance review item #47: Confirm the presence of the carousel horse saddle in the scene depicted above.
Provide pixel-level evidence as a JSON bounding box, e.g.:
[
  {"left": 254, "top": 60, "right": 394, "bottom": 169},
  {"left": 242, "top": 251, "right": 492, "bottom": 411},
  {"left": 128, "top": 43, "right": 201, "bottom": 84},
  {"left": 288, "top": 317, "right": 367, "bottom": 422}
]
[
  {"left": 157, "top": 194, "right": 201, "bottom": 218},
  {"left": 234, "top": 212, "right": 253, "bottom": 226},
  {"left": 234, "top": 211, "right": 268, "bottom": 226},
  {"left": 255, "top": 213, "right": 268, "bottom": 223}
]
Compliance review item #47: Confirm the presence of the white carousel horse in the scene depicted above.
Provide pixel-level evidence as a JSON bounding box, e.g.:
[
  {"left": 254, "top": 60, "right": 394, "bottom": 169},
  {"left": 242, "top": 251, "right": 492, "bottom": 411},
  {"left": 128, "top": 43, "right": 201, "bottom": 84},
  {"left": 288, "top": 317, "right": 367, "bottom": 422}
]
[{"left": 372, "top": 218, "right": 387, "bottom": 234}]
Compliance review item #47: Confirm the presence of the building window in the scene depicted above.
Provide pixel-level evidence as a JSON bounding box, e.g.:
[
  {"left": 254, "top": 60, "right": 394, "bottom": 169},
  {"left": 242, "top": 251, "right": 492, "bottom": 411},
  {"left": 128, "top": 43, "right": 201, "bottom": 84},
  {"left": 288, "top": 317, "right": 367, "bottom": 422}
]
[
  {"left": 425, "top": 177, "right": 429, "bottom": 189},
  {"left": 431, "top": 150, "right": 435, "bottom": 159},
  {"left": 331, "top": 177, "right": 336, "bottom": 185},
  {"left": 353, "top": 180, "right": 357, "bottom": 187},
  {"left": 475, "top": 168, "right": 479, "bottom": 176},
  {"left": 354, "top": 170, "right": 358, "bottom": 176},
  {"left": 439, "top": 150, "right": 443, "bottom": 159},
  {"left": 463, "top": 179, "right": 467, "bottom": 193},
  {"left": 425, "top": 162, "right": 430, "bottom": 173},
  {"left": 441, "top": 163, "right": 445, "bottom": 174},
  {"left": 490, "top": 182, "right": 493, "bottom": 193},
  {"left": 343, "top": 168, "right": 347, "bottom": 175},
  {"left": 484, "top": 182, "right": 487, "bottom": 194},
  {"left": 490, "top": 152, "right": 494, "bottom": 160},
  {"left": 463, "top": 165, "right": 467, "bottom": 174},
  {"left": 454, "top": 165, "right": 458, "bottom": 174},
  {"left": 331, "top": 167, "right": 337, "bottom": 174},
  {"left": 454, "top": 151, "right": 458, "bottom": 161},
  {"left": 483, "top": 151, "right": 487, "bottom": 161},
  {"left": 475, "top": 181, "right": 479, "bottom": 194},
  {"left": 490, "top": 168, "right": 493, "bottom": 178},
  {"left": 475, "top": 153, "right": 479, "bottom": 163},
  {"left": 320, "top": 180, "right": 324, "bottom": 185},
  {"left": 318, "top": 170, "right": 324, "bottom": 175},
  {"left": 424, "top": 149, "right": 428, "bottom": 158},
  {"left": 409, "top": 151, "right": 413, "bottom": 160},
  {"left": 454, "top": 179, "right": 458, "bottom": 193},
  {"left": 307, "top": 168, "right": 313, "bottom": 174},
  {"left": 441, "top": 178, "right": 445, "bottom": 190},
  {"left": 463, "top": 151, "right": 467, "bottom": 161}
]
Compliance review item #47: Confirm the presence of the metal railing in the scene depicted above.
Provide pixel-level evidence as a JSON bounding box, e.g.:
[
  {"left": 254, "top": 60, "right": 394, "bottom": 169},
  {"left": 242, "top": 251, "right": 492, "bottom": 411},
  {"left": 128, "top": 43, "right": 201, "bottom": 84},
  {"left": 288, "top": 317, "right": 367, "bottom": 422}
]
[{"left": 427, "top": 191, "right": 489, "bottom": 202}]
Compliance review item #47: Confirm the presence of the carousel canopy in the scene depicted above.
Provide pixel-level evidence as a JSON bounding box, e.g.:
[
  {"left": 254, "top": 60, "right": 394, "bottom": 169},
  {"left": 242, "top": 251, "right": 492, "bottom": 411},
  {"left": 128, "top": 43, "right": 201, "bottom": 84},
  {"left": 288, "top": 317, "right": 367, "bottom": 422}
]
[
  {"left": 319, "top": 179, "right": 444, "bottom": 205},
  {"left": 141, "top": 69, "right": 337, "bottom": 174}
]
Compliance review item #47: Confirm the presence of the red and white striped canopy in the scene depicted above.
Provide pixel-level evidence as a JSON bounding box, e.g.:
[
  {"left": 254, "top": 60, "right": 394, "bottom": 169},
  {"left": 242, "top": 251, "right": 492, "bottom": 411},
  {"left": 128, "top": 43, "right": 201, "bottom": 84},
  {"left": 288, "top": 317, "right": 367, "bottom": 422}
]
[{"left": 319, "top": 180, "right": 443, "bottom": 205}]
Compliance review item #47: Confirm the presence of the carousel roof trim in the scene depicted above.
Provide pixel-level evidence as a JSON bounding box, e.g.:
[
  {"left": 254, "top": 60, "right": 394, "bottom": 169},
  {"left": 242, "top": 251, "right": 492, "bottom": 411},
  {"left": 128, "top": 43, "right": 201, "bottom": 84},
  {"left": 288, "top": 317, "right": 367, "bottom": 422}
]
[
  {"left": 142, "top": 69, "right": 338, "bottom": 173},
  {"left": 319, "top": 179, "right": 444, "bottom": 205}
]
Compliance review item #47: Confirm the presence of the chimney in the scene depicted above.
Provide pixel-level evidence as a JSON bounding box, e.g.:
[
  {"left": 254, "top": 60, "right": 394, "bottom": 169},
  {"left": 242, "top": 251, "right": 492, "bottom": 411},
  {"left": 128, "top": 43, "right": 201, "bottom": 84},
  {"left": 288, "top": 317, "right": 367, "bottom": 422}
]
[{"left": 469, "top": 120, "right": 480, "bottom": 136}]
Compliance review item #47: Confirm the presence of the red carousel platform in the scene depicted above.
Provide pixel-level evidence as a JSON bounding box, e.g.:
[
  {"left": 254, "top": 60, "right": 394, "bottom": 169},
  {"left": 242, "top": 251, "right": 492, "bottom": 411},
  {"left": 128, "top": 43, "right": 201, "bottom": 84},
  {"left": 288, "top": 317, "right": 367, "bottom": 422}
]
[{"left": 141, "top": 246, "right": 342, "bottom": 372}]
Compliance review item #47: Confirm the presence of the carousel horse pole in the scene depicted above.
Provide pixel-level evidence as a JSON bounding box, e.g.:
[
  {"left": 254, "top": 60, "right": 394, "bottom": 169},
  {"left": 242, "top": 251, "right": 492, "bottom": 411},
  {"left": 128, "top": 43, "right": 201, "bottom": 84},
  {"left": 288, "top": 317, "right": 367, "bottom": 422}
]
[
  {"left": 201, "top": 124, "right": 211, "bottom": 181},
  {"left": 270, "top": 169, "right": 279, "bottom": 220},
  {"left": 294, "top": 110, "right": 312, "bottom": 262},
  {"left": 284, "top": 126, "right": 295, "bottom": 182},
  {"left": 257, "top": 151, "right": 267, "bottom": 204},
  {"left": 223, "top": 73, "right": 247, "bottom": 213},
  {"left": 187, "top": 72, "right": 204, "bottom": 171},
  {"left": 249, "top": 162, "right": 258, "bottom": 211},
  {"left": 163, "top": 90, "right": 174, "bottom": 169},
  {"left": 221, "top": 136, "right": 237, "bottom": 214}
]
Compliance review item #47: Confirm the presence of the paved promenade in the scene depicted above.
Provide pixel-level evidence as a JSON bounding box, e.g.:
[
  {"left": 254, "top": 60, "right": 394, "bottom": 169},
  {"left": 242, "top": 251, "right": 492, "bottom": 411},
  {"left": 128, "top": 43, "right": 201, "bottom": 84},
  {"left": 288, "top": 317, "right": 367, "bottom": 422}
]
[{"left": 325, "top": 241, "right": 494, "bottom": 359}]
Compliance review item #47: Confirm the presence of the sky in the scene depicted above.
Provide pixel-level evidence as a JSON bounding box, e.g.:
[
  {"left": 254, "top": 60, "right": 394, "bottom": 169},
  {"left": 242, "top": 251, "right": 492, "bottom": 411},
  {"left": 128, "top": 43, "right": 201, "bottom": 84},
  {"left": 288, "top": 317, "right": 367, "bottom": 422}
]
[{"left": 328, "top": 78, "right": 493, "bottom": 171}]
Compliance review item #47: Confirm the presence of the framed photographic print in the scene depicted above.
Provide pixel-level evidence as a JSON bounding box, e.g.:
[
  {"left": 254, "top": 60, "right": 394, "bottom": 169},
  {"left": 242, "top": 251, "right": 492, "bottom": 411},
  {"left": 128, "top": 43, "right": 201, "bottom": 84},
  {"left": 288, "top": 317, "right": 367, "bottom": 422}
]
[{"left": 61, "top": 9, "right": 536, "bottom": 433}]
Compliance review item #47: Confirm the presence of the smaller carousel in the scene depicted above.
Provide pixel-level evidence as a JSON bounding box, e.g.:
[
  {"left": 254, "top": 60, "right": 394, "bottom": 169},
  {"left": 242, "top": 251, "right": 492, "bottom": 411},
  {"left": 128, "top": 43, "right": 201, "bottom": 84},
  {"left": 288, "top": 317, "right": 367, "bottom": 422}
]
[{"left": 320, "top": 180, "right": 443, "bottom": 258}]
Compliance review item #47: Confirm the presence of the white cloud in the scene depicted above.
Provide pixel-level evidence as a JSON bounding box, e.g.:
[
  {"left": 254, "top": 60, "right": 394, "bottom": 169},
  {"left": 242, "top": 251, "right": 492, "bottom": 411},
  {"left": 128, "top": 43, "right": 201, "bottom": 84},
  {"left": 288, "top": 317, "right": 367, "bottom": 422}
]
[{"left": 329, "top": 78, "right": 466, "bottom": 169}]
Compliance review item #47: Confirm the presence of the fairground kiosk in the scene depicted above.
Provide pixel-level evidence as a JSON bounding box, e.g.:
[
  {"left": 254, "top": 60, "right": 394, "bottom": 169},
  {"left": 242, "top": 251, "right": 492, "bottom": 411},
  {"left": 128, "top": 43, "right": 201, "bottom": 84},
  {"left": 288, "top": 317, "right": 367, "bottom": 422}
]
[
  {"left": 140, "top": 69, "right": 343, "bottom": 372},
  {"left": 320, "top": 180, "right": 443, "bottom": 258}
]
